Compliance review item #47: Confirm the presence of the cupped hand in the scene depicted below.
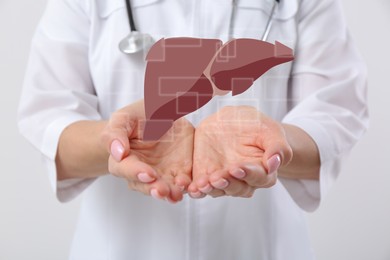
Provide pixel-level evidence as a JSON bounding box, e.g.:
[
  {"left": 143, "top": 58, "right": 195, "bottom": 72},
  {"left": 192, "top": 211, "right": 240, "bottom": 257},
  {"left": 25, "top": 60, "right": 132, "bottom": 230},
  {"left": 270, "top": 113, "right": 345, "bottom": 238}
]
[
  {"left": 188, "top": 106, "right": 293, "bottom": 198},
  {"left": 101, "top": 100, "right": 194, "bottom": 203}
]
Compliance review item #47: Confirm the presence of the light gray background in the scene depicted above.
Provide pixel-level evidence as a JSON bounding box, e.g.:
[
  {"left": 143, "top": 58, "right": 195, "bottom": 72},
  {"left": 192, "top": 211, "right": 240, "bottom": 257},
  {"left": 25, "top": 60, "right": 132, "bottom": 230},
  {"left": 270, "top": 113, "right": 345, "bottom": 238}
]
[{"left": 1, "top": 1, "right": 389, "bottom": 259}]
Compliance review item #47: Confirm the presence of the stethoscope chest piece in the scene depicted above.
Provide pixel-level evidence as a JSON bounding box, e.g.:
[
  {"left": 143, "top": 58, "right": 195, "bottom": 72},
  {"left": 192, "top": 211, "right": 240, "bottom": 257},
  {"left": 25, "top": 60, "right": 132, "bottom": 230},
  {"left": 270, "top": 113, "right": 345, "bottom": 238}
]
[
  {"left": 119, "top": 0, "right": 155, "bottom": 54},
  {"left": 119, "top": 31, "right": 154, "bottom": 54}
]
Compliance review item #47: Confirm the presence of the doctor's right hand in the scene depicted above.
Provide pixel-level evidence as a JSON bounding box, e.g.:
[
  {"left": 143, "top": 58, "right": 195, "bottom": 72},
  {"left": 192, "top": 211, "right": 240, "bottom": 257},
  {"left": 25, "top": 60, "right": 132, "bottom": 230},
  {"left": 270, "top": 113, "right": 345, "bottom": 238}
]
[{"left": 101, "top": 100, "right": 194, "bottom": 203}]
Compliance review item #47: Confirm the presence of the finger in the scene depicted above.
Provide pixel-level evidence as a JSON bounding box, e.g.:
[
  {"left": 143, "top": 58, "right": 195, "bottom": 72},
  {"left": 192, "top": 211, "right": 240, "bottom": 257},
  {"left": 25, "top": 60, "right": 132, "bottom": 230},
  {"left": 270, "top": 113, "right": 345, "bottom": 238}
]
[
  {"left": 206, "top": 170, "right": 231, "bottom": 197},
  {"left": 158, "top": 171, "right": 189, "bottom": 203},
  {"left": 129, "top": 179, "right": 171, "bottom": 199},
  {"left": 187, "top": 182, "right": 208, "bottom": 199},
  {"left": 101, "top": 101, "right": 146, "bottom": 161},
  {"left": 265, "top": 154, "right": 282, "bottom": 175},
  {"left": 189, "top": 191, "right": 207, "bottom": 199},
  {"left": 241, "top": 188, "right": 255, "bottom": 198},
  {"left": 188, "top": 175, "right": 209, "bottom": 198},
  {"left": 255, "top": 120, "right": 292, "bottom": 172},
  {"left": 209, "top": 171, "right": 252, "bottom": 197},
  {"left": 174, "top": 173, "right": 192, "bottom": 193},
  {"left": 188, "top": 173, "right": 215, "bottom": 198},
  {"left": 263, "top": 147, "right": 288, "bottom": 174},
  {"left": 207, "top": 189, "right": 226, "bottom": 198},
  {"left": 167, "top": 184, "right": 185, "bottom": 203},
  {"left": 110, "top": 139, "right": 126, "bottom": 162},
  {"left": 108, "top": 154, "right": 157, "bottom": 183},
  {"left": 102, "top": 113, "right": 136, "bottom": 161},
  {"left": 229, "top": 163, "right": 267, "bottom": 187},
  {"left": 191, "top": 158, "right": 222, "bottom": 195},
  {"left": 235, "top": 164, "right": 277, "bottom": 188}
]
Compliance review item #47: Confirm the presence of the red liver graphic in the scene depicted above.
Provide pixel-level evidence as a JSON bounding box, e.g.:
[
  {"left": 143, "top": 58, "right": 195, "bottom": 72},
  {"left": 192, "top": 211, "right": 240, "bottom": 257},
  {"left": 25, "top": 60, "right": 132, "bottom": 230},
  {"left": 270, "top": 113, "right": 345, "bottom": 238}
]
[
  {"left": 143, "top": 38, "right": 293, "bottom": 141},
  {"left": 209, "top": 39, "right": 294, "bottom": 96}
]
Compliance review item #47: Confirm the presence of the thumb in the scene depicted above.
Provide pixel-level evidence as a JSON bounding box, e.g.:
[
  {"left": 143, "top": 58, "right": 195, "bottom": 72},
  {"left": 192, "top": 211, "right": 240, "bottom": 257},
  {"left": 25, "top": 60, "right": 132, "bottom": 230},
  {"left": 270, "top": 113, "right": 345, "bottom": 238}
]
[
  {"left": 101, "top": 100, "right": 146, "bottom": 162},
  {"left": 259, "top": 132, "right": 293, "bottom": 174},
  {"left": 262, "top": 140, "right": 293, "bottom": 174},
  {"left": 264, "top": 154, "right": 282, "bottom": 175},
  {"left": 102, "top": 113, "right": 138, "bottom": 162},
  {"left": 254, "top": 116, "right": 293, "bottom": 174},
  {"left": 110, "top": 139, "right": 126, "bottom": 162}
]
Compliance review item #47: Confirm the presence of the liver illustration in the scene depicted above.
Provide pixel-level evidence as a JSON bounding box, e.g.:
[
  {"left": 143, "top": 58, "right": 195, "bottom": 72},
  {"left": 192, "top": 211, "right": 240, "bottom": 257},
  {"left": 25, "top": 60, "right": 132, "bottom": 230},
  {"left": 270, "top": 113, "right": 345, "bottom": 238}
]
[
  {"left": 143, "top": 38, "right": 294, "bottom": 140},
  {"left": 208, "top": 39, "right": 294, "bottom": 96},
  {"left": 143, "top": 38, "right": 222, "bottom": 140}
]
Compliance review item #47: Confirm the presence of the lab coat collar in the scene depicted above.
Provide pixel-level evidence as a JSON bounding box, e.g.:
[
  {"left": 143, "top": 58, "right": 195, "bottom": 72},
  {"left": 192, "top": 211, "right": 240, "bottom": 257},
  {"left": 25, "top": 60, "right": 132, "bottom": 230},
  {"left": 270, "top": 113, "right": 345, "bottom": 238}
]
[
  {"left": 237, "top": 0, "right": 298, "bottom": 20},
  {"left": 98, "top": 0, "right": 162, "bottom": 18}
]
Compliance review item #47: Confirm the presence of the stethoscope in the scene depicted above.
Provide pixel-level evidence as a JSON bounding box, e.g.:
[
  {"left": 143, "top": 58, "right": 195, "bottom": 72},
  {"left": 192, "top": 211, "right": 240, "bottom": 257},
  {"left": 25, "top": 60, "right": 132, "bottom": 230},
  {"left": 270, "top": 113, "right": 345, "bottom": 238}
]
[{"left": 119, "top": 0, "right": 280, "bottom": 54}]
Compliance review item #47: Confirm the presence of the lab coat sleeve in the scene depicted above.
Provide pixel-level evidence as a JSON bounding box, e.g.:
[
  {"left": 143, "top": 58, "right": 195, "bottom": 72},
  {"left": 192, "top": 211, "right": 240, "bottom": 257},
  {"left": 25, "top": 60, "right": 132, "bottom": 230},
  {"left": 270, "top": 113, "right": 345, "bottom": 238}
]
[
  {"left": 279, "top": 0, "right": 369, "bottom": 212},
  {"left": 18, "top": 0, "right": 100, "bottom": 202}
]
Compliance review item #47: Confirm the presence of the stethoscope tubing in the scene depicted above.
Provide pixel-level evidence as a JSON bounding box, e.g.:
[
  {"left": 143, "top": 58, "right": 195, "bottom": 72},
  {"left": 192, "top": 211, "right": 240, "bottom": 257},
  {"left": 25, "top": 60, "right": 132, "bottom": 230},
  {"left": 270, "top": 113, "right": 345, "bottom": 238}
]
[
  {"left": 262, "top": 0, "right": 278, "bottom": 41},
  {"left": 125, "top": 0, "right": 137, "bottom": 32},
  {"left": 230, "top": 0, "right": 279, "bottom": 41},
  {"left": 122, "top": 0, "right": 279, "bottom": 54}
]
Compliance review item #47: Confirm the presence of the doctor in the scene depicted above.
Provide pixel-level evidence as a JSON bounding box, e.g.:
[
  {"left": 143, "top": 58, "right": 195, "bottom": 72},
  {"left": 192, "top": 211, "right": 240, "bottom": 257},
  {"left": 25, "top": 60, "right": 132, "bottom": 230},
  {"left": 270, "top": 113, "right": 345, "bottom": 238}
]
[{"left": 18, "top": 0, "right": 368, "bottom": 259}]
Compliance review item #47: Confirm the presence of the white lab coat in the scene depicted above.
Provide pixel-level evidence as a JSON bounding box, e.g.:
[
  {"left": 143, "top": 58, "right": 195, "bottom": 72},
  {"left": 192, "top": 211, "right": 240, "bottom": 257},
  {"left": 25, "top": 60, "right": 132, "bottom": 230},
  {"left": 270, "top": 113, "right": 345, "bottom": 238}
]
[{"left": 18, "top": 0, "right": 368, "bottom": 259}]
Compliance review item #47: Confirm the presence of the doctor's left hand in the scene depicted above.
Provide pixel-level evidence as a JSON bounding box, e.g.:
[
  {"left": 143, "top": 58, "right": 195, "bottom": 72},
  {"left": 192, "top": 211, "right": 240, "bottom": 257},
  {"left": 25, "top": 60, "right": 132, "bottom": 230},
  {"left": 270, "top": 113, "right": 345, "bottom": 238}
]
[
  {"left": 188, "top": 106, "right": 293, "bottom": 198},
  {"left": 101, "top": 100, "right": 194, "bottom": 203}
]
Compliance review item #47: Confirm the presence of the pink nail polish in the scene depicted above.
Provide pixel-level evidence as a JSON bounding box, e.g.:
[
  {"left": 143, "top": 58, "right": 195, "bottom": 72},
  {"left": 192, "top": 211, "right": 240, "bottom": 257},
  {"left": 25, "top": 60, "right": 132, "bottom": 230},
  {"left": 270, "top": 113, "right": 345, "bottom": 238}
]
[
  {"left": 212, "top": 179, "right": 229, "bottom": 189},
  {"left": 199, "top": 184, "right": 213, "bottom": 193},
  {"left": 190, "top": 191, "right": 203, "bottom": 198},
  {"left": 267, "top": 154, "right": 281, "bottom": 174},
  {"left": 231, "top": 169, "right": 246, "bottom": 179},
  {"left": 150, "top": 189, "right": 162, "bottom": 200},
  {"left": 138, "top": 173, "right": 155, "bottom": 183},
  {"left": 111, "top": 140, "right": 125, "bottom": 161}
]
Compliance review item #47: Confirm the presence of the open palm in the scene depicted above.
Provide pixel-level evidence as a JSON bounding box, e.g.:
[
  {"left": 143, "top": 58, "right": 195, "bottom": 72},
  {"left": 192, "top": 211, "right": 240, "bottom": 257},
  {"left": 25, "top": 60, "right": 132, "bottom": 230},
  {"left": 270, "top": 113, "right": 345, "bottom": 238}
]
[
  {"left": 127, "top": 117, "right": 194, "bottom": 202},
  {"left": 104, "top": 101, "right": 194, "bottom": 203},
  {"left": 189, "top": 106, "right": 291, "bottom": 198}
]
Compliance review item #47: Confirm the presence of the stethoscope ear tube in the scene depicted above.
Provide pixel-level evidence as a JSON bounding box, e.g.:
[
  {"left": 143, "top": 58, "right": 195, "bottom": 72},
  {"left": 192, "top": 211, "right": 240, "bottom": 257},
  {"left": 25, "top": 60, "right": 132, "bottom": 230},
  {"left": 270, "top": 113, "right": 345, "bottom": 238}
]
[
  {"left": 262, "top": 0, "right": 279, "bottom": 41},
  {"left": 125, "top": 0, "right": 137, "bottom": 32}
]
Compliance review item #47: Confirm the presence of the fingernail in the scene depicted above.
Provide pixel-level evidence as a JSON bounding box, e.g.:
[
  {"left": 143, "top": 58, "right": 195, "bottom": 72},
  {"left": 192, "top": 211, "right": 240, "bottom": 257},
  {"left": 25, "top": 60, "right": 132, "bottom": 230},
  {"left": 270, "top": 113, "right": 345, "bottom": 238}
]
[
  {"left": 137, "top": 173, "right": 155, "bottom": 183},
  {"left": 199, "top": 184, "right": 213, "bottom": 193},
  {"left": 211, "top": 179, "right": 229, "bottom": 189},
  {"left": 150, "top": 189, "right": 163, "bottom": 200},
  {"left": 231, "top": 168, "right": 246, "bottom": 179},
  {"left": 178, "top": 185, "right": 186, "bottom": 192},
  {"left": 267, "top": 154, "right": 281, "bottom": 174},
  {"left": 111, "top": 140, "right": 124, "bottom": 161},
  {"left": 190, "top": 191, "right": 203, "bottom": 198}
]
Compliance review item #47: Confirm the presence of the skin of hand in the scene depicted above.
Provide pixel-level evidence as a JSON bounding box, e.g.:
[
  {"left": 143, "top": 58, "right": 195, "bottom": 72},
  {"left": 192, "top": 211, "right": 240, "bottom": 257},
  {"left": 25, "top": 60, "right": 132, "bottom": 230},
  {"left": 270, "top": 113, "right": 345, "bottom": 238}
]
[
  {"left": 57, "top": 101, "right": 319, "bottom": 202},
  {"left": 100, "top": 100, "right": 194, "bottom": 203},
  {"left": 187, "top": 106, "right": 294, "bottom": 198}
]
